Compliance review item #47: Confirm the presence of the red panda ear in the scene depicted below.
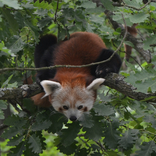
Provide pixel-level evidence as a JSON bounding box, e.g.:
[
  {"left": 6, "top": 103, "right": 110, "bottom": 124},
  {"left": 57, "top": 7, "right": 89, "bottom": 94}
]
[
  {"left": 87, "top": 78, "right": 105, "bottom": 90},
  {"left": 40, "top": 80, "right": 61, "bottom": 98}
]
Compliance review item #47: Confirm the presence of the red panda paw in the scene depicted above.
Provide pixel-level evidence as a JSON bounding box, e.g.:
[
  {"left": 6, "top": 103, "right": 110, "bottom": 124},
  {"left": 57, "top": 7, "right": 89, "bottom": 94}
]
[{"left": 95, "top": 65, "right": 116, "bottom": 78}]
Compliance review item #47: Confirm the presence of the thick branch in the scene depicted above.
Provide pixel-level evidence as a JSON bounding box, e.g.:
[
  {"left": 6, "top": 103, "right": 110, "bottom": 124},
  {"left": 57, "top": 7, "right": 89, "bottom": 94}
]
[
  {"left": 0, "top": 73, "right": 156, "bottom": 103},
  {"left": 104, "top": 73, "right": 156, "bottom": 102},
  {"left": 0, "top": 83, "right": 42, "bottom": 100}
]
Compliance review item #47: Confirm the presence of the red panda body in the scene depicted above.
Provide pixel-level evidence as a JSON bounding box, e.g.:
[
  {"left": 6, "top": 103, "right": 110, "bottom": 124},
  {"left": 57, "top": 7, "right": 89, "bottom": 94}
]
[
  {"left": 33, "top": 32, "right": 122, "bottom": 121},
  {"left": 53, "top": 32, "right": 106, "bottom": 88},
  {"left": 54, "top": 32, "right": 106, "bottom": 66}
]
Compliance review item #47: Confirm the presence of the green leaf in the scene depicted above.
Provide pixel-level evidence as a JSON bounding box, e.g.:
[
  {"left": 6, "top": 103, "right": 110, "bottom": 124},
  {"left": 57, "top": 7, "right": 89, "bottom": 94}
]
[
  {"left": 8, "top": 142, "right": 25, "bottom": 156},
  {"left": 1, "top": 8, "right": 19, "bottom": 34},
  {"left": 118, "top": 129, "right": 139, "bottom": 150},
  {"left": 76, "top": 147, "right": 89, "bottom": 156},
  {"left": 100, "top": 0, "right": 115, "bottom": 11},
  {"left": 58, "top": 141, "right": 77, "bottom": 155},
  {"left": 91, "top": 152, "right": 102, "bottom": 156},
  {"left": 129, "top": 12, "right": 149, "bottom": 23},
  {"left": 4, "top": 115, "right": 27, "bottom": 127},
  {"left": 34, "top": 8, "right": 48, "bottom": 17},
  {"left": 1, "top": 75, "right": 13, "bottom": 88},
  {"left": 60, "top": 122, "right": 80, "bottom": 147},
  {"left": 144, "top": 115, "right": 156, "bottom": 129},
  {"left": 0, "top": 0, "right": 22, "bottom": 9},
  {"left": 7, "top": 35, "right": 24, "bottom": 54},
  {"left": 21, "top": 2, "right": 34, "bottom": 9},
  {"left": 135, "top": 141, "right": 156, "bottom": 156},
  {"left": 124, "top": 41, "right": 134, "bottom": 48},
  {"left": 0, "top": 100, "right": 7, "bottom": 109},
  {"left": 89, "top": 14, "right": 104, "bottom": 24},
  {"left": 98, "top": 92, "right": 112, "bottom": 102},
  {"left": 81, "top": 1, "right": 96, "bottom": 9},
  {"left": 0, "top": 42, "right": 10, "bottom": 56},
  {"left": 93, "top": 102, "right": 115, "bottom": 116},
  {"left": 28, "top": 134, "right": 42, "bottom": 154},
  {"left": 106, "top": 151, "right": 119, "bottom": 156},
  {"left": 30, "top": 111, "right": 52, "bottom": 131},
  {"left": 79, "top": 113, "right": 94, "bottom": 128},
  {"left": 2, "top": 127, "right": 24, "bottom": 139},
  {"left": 22, "top": 99, "right": 37, "bottom": 114},
  {"left": 85, "top": 7, "right": 104, "bottom": 14},
  {"left": 125, "top": 69, "right": 156, "bottom": 93},
  {"left": 23, "top": 142, "right": 39, "bottom": 156},
  {"left": 7, "top": 135, "right": 24, "bottom": 146},
  {"left": 33, "top": 0, "right": 53, "bottom": 10},
  {"left": 48, "top": 113, "right": 68, "bottom": 133},
  {"left": 124, "top": 0, "right": 141, "bottom": 8},
  {"left": 24, "top": 21, "right": 39, "bottom": 42},
  {"left": 104, "top": 120, "right": 120, "bottom": 149},
  {"left": 37, "top": 17, "right": 53, "bottom": 30},
  {"left": 143, "top": 35, "right": 156, "bottom": 50},
  {"left": 31, "top": 120, "right": 52, "bottom": 131},
  {"left": 83, "top": 116, "right": 104, "bottom": 141}
]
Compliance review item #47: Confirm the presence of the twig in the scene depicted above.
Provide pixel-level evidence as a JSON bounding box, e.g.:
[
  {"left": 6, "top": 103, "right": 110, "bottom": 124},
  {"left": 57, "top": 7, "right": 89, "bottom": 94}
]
[
  {"left": 95, "top": 141, "right": 107, "bottom": 153},
  {"left": 115, "top": 13, "right": 127, "bottom": 53},
  {"left": 122, "top": 51, "right": 143, "bottom": 70},
  {"left": 0, "top": 14, "right": 127, "bottom": 73},
  {"left": 0, "top": 124, "right": 8, "bottom": 131},
  {"left": 122, "top": 0, "right": 151, "bottom": 11},
  {"left": 78, "top": 134, "right": 90, "bottom": 147},
  {"left": 105, "top": 10, "right": 151, "bottom": 63},
  {"left": 54, "top": 0, "right": 59, "bottom": 22}
]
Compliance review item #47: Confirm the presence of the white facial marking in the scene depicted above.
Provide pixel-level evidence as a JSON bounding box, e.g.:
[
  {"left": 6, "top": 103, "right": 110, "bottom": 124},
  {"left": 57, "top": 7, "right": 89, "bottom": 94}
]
[
  {"left": 50, "top": 85, "right": 95, "bottom": 121},
  {"left": 87, "top": 78, "right": 105, "bottom": 90},
  {"left": 40, "top": 80, "right": 61, "bottom": 98}
]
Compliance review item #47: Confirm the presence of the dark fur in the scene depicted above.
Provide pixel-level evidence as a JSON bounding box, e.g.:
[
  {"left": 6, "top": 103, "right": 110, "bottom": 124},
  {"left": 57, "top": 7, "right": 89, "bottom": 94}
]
[
  {"left": 94, "top": 49, "right": 121, "bottom": 78},
  {"left": 35, "top": 34, "right": 57, "bottom": 82}
]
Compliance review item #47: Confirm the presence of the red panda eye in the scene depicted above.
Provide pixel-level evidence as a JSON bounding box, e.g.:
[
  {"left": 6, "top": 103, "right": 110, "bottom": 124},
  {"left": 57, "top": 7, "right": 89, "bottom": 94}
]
[
  {"left": 63, "top": 105, "right": 69, "bottom": 110},
  {"left": 77, "top": 105, "right": 83, "bottom": 110}
]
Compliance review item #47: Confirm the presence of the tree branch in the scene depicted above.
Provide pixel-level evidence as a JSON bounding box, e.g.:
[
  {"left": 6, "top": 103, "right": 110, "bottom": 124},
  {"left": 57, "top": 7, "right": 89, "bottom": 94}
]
[
  {"left": 1, "top": 73, "right": 156, "bottom": 103},
  {"left": 93, "top": 0, "right": 151, "bottom": 63},
  {"left": 104, "top": 73, "right": 156, "bottom": 102},
  {"left": 0, "top": 83, "right": 42, "bottom": 100},
  {"left": 105, "top": 10, "right": 151, "bottom": 63}
]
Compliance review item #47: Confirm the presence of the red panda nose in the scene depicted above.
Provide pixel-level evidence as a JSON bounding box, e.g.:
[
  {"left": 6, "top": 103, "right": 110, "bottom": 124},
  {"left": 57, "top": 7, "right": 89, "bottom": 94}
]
[{"left": 70, "top": 116, "right": 77, "bottom": 121}]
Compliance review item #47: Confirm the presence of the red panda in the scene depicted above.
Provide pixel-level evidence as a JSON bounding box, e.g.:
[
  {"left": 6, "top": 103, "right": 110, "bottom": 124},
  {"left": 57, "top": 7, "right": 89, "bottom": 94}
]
[{"left": 32, "top": 32, "right": 122, "bottom": 121}]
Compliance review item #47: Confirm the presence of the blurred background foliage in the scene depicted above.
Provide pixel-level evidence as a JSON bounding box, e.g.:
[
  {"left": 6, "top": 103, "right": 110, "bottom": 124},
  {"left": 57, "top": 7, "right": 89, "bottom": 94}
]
[{"left": 1, "top": 0, "right": 156, "bottom": 156}]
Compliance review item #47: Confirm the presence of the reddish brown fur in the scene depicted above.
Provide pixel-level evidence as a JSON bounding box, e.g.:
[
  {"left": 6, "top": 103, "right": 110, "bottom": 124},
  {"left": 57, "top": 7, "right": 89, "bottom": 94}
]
[
  {"left": 31, "top": 92, "right": 51, "bottom": 107},
  {"left": 24, "top": 76, "right": 51, "bottom": 107},
  {"left": 83, "top": 107, "right": 88, "bottom": 112},
  {"left": 26, "top": 32, "right": 106, "bottom": 107},
  {"left": 54, "top": 32, "right": 106, "bottom": 74},
  {"left": 52, "top": 32, "right": 106, "bottom": 88},
  {"left": 49, "top": 71, "right": 97, "bottom": 108}
]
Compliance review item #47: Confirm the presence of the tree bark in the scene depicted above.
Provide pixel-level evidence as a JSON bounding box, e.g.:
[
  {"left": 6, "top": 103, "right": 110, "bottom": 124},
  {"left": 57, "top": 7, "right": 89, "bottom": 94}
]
[{"left": 0, "top": 73, "right": 156, "bottom": 103}]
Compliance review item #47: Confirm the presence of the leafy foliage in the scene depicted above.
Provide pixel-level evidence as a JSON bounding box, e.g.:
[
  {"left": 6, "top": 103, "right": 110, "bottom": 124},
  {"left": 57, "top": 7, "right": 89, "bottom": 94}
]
[{"left": 1, "top": 0, "right": 156, "bottom": 156}]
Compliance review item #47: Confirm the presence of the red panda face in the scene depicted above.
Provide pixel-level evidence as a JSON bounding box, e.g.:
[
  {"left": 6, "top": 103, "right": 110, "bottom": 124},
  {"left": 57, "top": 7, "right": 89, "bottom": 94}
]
[
  {"left": 51, "top": 86, "right": 95, "bottom": 121},
  {"left": 40, "top": 78, "right": 105, "bottom": 121}
]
